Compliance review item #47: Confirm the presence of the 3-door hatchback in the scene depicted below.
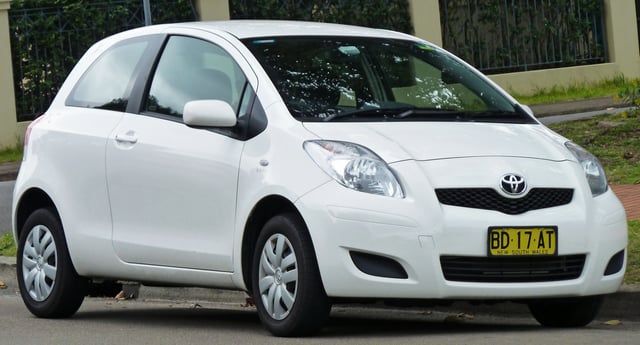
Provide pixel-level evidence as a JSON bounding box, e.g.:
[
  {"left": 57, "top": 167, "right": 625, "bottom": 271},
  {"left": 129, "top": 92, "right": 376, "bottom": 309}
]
[{"left": 13, "top": 20, "right": 627, "bottom": 336}]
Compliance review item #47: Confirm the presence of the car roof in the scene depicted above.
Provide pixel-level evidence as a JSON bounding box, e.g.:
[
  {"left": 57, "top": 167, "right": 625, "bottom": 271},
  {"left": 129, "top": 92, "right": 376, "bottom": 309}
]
[{"left": 153, "top": 20, "right": 417, "bottom": 41}]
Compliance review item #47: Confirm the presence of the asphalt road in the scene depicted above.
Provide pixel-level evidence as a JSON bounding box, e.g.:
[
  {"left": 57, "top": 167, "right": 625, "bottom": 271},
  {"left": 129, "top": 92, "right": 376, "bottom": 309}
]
[
  {"left": 0, "top": 180, "right": 13, "bottom": 236},
  {"left": 0, "top": 293, "right": 638, "bottom": 345}
]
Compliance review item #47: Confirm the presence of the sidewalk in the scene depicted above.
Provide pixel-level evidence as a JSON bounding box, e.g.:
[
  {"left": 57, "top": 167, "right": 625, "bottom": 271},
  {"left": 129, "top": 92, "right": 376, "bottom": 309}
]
[
  {"left": 612, "top": 185, "right": 640, "bottom": 220},
  {"left": 529, "top": 96, "right": 628, "bottom": 117},
  {"left": 0, "top": 161, "right": 19, "bottom": 182}
]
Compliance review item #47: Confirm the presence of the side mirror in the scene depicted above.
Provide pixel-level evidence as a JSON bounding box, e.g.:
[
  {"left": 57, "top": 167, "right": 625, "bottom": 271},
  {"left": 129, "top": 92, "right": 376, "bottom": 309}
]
[{"left": 183, "top": 100, "right": 237, "bottom": 128}]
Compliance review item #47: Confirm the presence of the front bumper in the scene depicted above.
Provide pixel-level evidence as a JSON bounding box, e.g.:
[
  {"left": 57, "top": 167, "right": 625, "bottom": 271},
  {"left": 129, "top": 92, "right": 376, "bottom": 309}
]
[{"left": 294, "top": 159, "right": 627, "bottom": 300}]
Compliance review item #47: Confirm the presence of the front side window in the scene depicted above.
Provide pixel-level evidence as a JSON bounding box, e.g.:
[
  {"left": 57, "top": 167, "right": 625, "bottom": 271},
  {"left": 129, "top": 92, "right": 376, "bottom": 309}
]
[
  {"left": 146, "top": 36, "right": 247, "bottom": 118},
  {"left": 67, "top": 39, "right": 149, "bottom": 111},
  {"left": 244, "top": 37, "right": 533, "bottom": 123}
]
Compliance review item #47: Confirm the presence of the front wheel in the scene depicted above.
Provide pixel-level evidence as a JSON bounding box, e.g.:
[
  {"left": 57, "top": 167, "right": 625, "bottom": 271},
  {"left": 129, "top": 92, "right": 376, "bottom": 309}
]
[
  {"left": 528, "top": 295, "right": 604, "bottom": 327},
  {"left": 252, "top": 213, "right": 331, "bottom": 337},
  {"left": 16, "top": 208, "right": 87, "bottom": 318}
]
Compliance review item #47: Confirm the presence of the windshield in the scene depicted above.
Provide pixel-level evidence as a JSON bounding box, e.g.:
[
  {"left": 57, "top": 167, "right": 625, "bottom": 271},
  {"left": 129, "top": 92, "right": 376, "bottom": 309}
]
[{"left": 243, "top": 36, "right": 534, "bottom": 123}]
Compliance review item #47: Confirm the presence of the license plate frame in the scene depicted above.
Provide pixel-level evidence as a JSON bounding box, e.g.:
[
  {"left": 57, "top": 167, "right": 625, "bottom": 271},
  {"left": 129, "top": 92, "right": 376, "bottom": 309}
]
[{"left": 488, "top": 226, "right": 558, "bottom": 256}]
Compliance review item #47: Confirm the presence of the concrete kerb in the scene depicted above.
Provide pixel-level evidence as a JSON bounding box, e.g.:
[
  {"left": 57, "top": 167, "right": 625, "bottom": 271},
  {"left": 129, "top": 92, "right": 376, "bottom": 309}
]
[
  {"left": 0, "top": 255, "right": 638, "bottom": 321},
  {"left": 0, "top": 162, "right": 19, "bottom": 182}
]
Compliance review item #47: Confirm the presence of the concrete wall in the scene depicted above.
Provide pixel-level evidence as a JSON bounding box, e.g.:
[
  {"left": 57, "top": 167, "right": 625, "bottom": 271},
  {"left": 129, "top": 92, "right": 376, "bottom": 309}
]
[
  {"left": 0, "top": 0, "right": 638, "bottom": 149},
  {"left": 195, "top": 0, "right": 230, "bottom": 21}
]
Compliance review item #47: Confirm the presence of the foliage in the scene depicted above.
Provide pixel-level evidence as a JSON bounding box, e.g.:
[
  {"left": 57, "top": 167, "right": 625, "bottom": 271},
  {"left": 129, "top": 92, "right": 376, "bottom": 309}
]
[
  {"left": 0, "top": 233, "right": 16, "bottom": 257},
  {"left": 9, "top": 0, "right": 196, "bottom": 121},
  {"left": 0, "top": 142, "right": 23, "bottom": 163},
  {"left": 616, "top": 79, "right": 640, "bottom": 118},
  {"left": 440, "top": 0, "right": 606, "bottom": 74},
  {"left": 513, "top": 74, "right": 629, "bottom": 105},
  {"left": 628, "top": 220, "right": 640, "bottom": 284},
  {"left": 548, "top": 112, "right": 640, "bottom": 185},
  {"left": 230, "top": 0, "right": 412, "bottom": 33}
]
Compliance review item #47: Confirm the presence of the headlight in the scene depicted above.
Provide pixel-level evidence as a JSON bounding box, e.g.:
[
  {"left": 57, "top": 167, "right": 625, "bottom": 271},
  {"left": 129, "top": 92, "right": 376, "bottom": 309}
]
[
  {"left": 565, "top": 142, "right": 608, "bottom": 197},
  {"left": 303, "top": 140, "right": 404, "bottom": 198}
]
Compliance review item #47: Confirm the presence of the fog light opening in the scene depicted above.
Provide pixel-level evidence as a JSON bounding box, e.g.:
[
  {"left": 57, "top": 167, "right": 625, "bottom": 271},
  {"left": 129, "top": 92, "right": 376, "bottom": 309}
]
[
  {"left": 604, "top": 250, "right": 625, "bottom": 276},
  {"left": 350, "top": 251, "right": 408, "bottom": 279}
]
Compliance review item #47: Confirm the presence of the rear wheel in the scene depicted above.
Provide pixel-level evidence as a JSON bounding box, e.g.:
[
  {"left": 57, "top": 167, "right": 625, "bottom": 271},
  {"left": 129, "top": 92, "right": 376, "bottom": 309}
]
[
  {"left": 528, "top": 295, "right": 604, "bottom": 327},
  {"left": 16, "top": 208, "right": 87, "bottom": 318},
  {"left": 252, "top": 213, "right": 331, "bottom": 337}
]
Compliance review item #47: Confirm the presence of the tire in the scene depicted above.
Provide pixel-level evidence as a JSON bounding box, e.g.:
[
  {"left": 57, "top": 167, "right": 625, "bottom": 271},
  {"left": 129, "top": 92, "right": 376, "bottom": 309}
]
[
  {"left": 252, "top": 213, "right": 331, "bottom": 337},
  {"left": 528, "top": 295, "right": 604, "bottom": 327},
  {"left": 16, "top": 208, "right": 87, "bottom": 318}
]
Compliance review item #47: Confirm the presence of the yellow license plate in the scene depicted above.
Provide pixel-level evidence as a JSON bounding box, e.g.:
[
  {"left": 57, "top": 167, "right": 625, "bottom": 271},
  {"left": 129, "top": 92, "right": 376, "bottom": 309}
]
[{"left": 488, "top": 227, "right": 557, "bottom": 256}]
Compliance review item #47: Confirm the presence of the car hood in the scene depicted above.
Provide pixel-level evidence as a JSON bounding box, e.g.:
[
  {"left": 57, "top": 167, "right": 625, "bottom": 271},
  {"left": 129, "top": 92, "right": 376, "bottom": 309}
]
[{"left": 302, "top": 122, "right": 572, "bottom": 163}]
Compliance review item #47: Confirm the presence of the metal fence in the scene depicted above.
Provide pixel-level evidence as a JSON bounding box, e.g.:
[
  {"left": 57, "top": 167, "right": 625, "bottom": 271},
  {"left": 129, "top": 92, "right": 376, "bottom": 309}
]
[
  {"left": 9, "top": 0, "right": 196, "bottom": 121},
  {"left": 439, "top": 0, "right": 607, "bottom": 74},
  {"left": 230, "top": 0, "right": 413, "bottom": 33}
]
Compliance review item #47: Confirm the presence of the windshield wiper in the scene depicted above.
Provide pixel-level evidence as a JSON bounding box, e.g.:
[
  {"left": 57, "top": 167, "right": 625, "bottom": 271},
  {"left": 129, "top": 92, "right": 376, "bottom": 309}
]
[
  {"left": 322, "top": 106, "right": 415, "bottom": 122},
  {"left": 393, "top": 108, "right": 465, "bottom": 120},
  {"left": 320, "top": 107, "right": 535, "bottom": 123},
  {"left": 394, "top": 108, "right": 535, "bottom": 123}
]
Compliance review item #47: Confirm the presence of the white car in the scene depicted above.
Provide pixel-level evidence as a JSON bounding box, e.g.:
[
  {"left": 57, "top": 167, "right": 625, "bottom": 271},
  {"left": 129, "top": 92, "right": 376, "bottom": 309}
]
[{"left": 12, "top": 20, "right": 627, "bottom": 336}]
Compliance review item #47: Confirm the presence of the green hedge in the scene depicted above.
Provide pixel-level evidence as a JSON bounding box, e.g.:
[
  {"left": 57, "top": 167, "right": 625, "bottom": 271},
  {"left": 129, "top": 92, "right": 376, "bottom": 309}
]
[
  {"left": 9, "top": 0, "right": 195, "bottom": 121},
  {"left": 439, "top": 0, "right": 606, "bottom": 74},
  {"left": 9, "top": 0, "right": 413, "bottom": 121},
  {"left": 230, "top": 0, "right": 413, "bottom": 33}
]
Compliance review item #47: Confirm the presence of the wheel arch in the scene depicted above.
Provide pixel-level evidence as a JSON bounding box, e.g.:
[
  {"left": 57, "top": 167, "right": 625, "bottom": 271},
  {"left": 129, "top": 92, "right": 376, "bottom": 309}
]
[
  {"left": 241, "top": 195, "right": 305, "bottom": 293},
  {"left": 15, "top": 188, "right": 58, "bottom": 239}
]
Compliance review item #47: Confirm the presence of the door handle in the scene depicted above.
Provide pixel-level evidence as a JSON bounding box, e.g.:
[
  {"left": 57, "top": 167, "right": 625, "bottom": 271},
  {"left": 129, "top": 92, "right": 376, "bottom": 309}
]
[{"left": 115, "top": 131, "right": 138, "bottom": 144}]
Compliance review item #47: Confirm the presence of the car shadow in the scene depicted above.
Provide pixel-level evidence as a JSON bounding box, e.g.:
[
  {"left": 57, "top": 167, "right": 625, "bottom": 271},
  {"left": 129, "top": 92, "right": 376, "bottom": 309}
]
[{"left": 70, "top": 299, "right": 545, "bottom": 338}]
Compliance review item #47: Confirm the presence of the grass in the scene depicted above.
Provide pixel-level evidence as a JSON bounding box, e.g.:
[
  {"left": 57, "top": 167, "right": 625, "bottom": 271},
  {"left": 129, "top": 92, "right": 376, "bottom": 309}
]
[
  {"left": 0, "top": 232, "right": 16, "bottom": 257},
  {"left": 511, "top": 74, "right": 629, "bottom": 105},
  {"left": 0, "top": 144, "right": 22, "bottom": 163},
  {"left": 548, "top": 111, "right": 640, "bottom": 284},
  {"left": 547, "top": 111, "right": 640, "bottom": 185},
  {"left": 628, "top": 221, "right": 640, "bottom": 284}
]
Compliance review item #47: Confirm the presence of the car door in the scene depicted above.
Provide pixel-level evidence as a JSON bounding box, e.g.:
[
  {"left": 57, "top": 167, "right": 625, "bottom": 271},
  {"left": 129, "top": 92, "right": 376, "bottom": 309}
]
[
  {"left": 106, "top": 33, "right": 250, "bottom": 271},
  {"left": 50, "top": 36, "right": 161, "bottom": 255}
]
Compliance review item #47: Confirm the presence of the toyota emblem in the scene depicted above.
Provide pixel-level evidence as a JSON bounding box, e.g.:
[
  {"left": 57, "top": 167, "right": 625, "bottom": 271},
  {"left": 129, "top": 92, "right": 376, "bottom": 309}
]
[{"left": 500, "top": 174, "right": 527, "bottom": 195}]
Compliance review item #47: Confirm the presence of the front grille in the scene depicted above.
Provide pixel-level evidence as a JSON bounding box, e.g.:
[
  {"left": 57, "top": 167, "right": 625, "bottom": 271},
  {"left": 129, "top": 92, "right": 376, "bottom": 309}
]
[
  {"left": 435, "top": 188, "right": 573, "bottom": 215},
  {"left": 440, "top": 255, "right": 586, "bottom": 283}
]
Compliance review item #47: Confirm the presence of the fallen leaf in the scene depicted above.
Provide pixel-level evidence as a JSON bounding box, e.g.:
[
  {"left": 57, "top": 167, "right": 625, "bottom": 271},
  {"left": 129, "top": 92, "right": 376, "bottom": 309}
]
[
  {"left": 0, "top": 281, "right": 7, "bottom": 289},
  {"left": 459, "top": 313, "right": 475, "bottom": 320},
  {"left": 444, "top": 313, "right": 474, "bottom": 323},
  {"left": 604, "top": 320, "right": 622, "bottom": 326}
]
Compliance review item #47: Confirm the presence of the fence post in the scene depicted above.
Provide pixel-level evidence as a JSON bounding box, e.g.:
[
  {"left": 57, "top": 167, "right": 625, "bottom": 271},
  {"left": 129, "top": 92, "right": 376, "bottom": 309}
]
[
  {"left": 408, "top": 0, "right": 442, "bottom": 46},
  {"left": 603, "top": 0, "right": 640, "bottom": 78},
  {"left": 194, "top": 0, "right": 230, "bottom": 21},
  {"left": 0, "top": 0, "right": 21, "bottom": 149}
]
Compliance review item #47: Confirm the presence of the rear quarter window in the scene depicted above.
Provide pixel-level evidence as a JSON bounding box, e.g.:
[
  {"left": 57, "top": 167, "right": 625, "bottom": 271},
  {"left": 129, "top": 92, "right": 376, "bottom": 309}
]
[{"left": 66, "top": 38, "right": 150, "bottom": 111}]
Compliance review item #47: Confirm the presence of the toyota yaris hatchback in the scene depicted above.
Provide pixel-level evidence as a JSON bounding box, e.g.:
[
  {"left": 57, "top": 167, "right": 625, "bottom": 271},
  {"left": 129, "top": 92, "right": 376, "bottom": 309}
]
[{"left": 12, "top": 21, "right": 627, "bottom": 336}]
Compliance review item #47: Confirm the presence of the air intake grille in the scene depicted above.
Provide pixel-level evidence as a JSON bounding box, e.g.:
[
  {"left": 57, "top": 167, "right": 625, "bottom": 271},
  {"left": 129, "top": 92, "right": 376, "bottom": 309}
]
[
  {"left": 435, "top": 188, "right": 573, "bottom": 215},
  {"left": 440, "top": 255, "right": 586, "bottom": 283}
]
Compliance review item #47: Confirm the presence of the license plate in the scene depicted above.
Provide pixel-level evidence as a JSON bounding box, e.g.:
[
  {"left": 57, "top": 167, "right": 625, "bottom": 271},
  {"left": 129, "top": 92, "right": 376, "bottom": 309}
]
[{"left": 488, "top": 226, "right": 557, "bottom": 256}]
